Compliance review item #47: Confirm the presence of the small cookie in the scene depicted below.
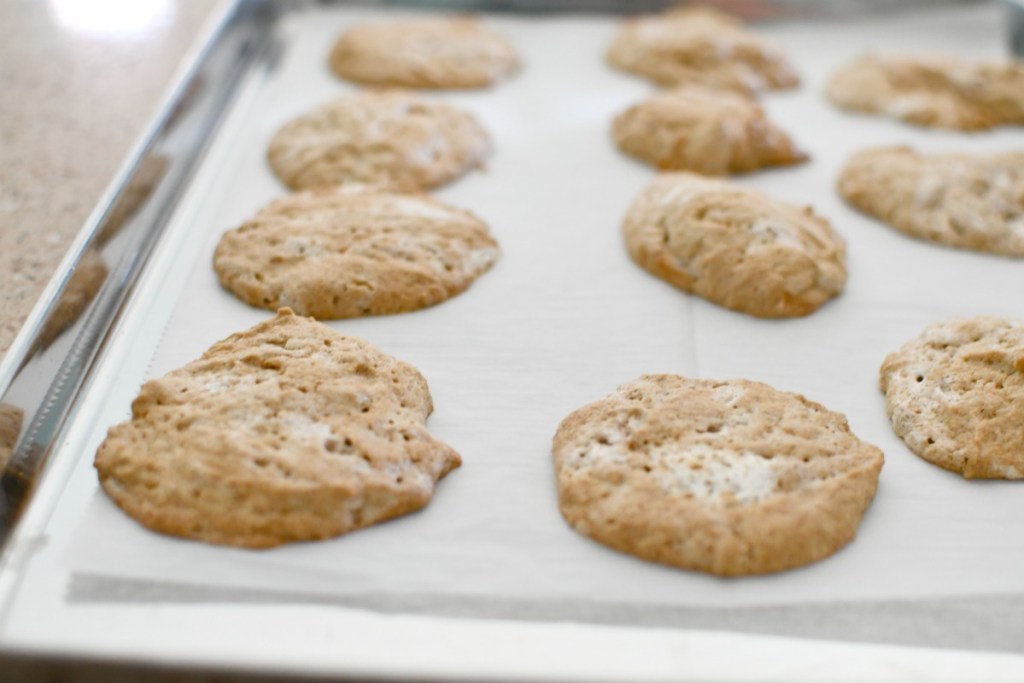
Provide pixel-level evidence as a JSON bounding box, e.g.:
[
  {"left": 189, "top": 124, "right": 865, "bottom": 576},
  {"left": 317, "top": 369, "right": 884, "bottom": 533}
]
[
  {"left": 880, "top": 317, "right": 1024, "bottom": 479},
  {"left": 213, "top": 186, "right": 499, "bottom": 319},
  {"left": 623, "top": 173, "right": 846, "bottom": 318},
  {"left": 826, "top": 54, "right": 1024, "bottom": 131},
  {"left": 94, "top": 309, "right": 461, "bottom": 548},
  {"left": 0, "top": 403, "right": 23, "bottom": 472},
  {"left": 838, "top": 147, "right": 1024, "bottom": 257},
  {"left": 39, "top": 248, "right": 107, "bottom": 347},
  {"left": 612, "top": 87, "right": 807, "bottom": 174},
  {"left": 267, "top": 91, "right": 491, "bottom": 192},
  {"left": 329, "top": 17, "right": 519, "bottom": 89},
  {"left": 608, "top": 7, "right": 799, "bottom": 93},
  {"left": 553, "top": 375, "right": 883, "bottom": 576}
]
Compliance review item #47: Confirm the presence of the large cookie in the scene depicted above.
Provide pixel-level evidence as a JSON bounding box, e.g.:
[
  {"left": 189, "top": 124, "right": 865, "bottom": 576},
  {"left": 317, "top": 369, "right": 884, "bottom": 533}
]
[
  {"left": 623, "top": 173, "right": 846, "bottom": 318},
  {"left": 94, "top": 309, "right": 461, "bottom": 548},
  {"left": 612, "top": 87, "right": 807, "bottom": 174},
  {"left": 608, "top": 7, "right": 799, "bottom": 93},
  {"left": 213, "top": 186, "right": 500, "bottom": 319},
  {"left": 838, "top": 146, "right": 1024, "bottom": 257},
  {"left": 267, "top": 91, "right": 491, "bottom": 192},
  {"left": 880, "top": 317, "right": 1024, "bottom": 479},
  {"left": 329, "top": 17, "right": 519, "bottom": 89},
  {"left": 826, "top": 54, "right": 1024, "bottom": 131},
  {"left": 553, "top": 375, "right": 884, "bottom": 576}
]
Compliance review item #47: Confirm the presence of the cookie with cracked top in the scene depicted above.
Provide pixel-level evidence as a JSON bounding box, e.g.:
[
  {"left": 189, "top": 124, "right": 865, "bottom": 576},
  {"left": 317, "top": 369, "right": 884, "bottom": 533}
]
[
  {"left": 623, "top": 173, "right": 845, "bottom": 318},
  {"left": 612, "top": 87, "right": 807, "bottom": 175},
  {"left": 880, "top": 316, "right": 1024, "bottom": 479},
  {"left": 608, "top": 7, "right": 799, "bottom": 93},
  {"left": 330, "top": 17, "right": 519, "bottom": 90},
  {"left": 553, "top": 374, "right": 884, "bottom": 576},
  {"left": 267, "top": 91, "right": 491, "bottom": 192},
  {"left": 213, "top": 185, "right": 499, "bottom": 319},
  {"left": 94, "top": 309, "right": 461, "bottom": 548},
  {"left": 838, "top": 146, "right": 1024, "bottom": 257}
]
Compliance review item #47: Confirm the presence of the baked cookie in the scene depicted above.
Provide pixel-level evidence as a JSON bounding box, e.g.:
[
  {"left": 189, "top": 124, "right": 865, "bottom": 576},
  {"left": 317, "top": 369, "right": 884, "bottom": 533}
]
[
  {"left": 267, "top": 91, "right": 491, "bottom": 192},
  {"left": 838, "top": 147, "right": 1024, "bottom": 257},
  {"left": 0, "top": 403, "right": 23, "bottom": 472},
  {"left": 39, "top": 248, "right": 107, "bottom": 347},
  {"left": 94, "top": 309, "right": 461, "bottom": 548},
  {"left": 213, "top": 186, "right": 499, "bottom": 319},
  {"left": 329, "top": 17, "right": 519, "bottom": 89},
  {"left": 553, "top": 375, "right": 883, "bottom": 576},
  {"left": 826, "top": 54, "right": 1024, "bottom": 131},
  {"left": 612, "top": 87, "right": 807, "bottom": 174},
  {"left": 880, "top": 317, "right": 1024, "bottom": 479},
  {"left": 608, "top": 7, "right": 799, "bottom": 93},
  {"left": 623, "top": 173, "right": 846, "bottom": 318}
]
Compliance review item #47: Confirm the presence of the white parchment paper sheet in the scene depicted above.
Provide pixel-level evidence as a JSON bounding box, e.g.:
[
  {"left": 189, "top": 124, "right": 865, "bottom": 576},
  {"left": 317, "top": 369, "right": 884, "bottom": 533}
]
[{"left": 64, "top": 4, "right": 1024, "bottom": 611}]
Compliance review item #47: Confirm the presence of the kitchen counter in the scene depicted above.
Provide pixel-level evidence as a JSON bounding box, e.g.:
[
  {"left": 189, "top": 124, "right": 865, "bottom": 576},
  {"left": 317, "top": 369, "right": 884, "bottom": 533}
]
[{"left": 0, "top": 0, "right": 215, "bottom": 362}]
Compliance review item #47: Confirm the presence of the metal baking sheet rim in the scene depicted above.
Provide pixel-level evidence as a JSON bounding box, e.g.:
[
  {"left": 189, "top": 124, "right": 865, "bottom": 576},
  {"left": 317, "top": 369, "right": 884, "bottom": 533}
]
[{"left": 2, "top": 1, "right": 1024, "bottom": 681}]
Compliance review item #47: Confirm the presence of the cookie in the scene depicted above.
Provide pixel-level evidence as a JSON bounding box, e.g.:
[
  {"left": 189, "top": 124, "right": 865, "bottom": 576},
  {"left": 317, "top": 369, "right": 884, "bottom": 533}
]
[
  {"left": 0, "top": 403, "right": 23, "bottom": 472},
  {"left": 880, "top": 317, "right": 1024, "bottom": 479},
  {"left": 329, "top": 17, "right": 519, "bottom": 89},
  {"left": 553, "top": 375, "right": 884, "bottom": 576},
  {"left": 94, "top": 309, "right": 461, "bottom": 548},
  {"left": 612, "top": 87, "right": 807, "bottom": 174},
  {"left": 623, "top": 173, "right": 846, "bottom": 318},
  {"left": 826, "top": 54, "right": 1024, "bottom": 131},
  {"left": 608, "top": 7, "right": 799, "bottom": 93},
  {"left": 267, "top": 91, "right": 491, "bottom": 192},
  {"left": 213, "top": 186, "right": 500, "bottom": 319},
  {"left": 39, "top": 248, "right": 107, "bottom": 347},
  {"left": 838, "top": 146, "right": 1024, "bottom": 257}
]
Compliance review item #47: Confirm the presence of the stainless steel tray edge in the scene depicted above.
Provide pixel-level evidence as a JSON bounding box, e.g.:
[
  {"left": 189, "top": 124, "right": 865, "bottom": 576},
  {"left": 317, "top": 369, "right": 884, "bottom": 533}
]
[{"left": 0, "top": 0, "right": 283, "bottom": 564}]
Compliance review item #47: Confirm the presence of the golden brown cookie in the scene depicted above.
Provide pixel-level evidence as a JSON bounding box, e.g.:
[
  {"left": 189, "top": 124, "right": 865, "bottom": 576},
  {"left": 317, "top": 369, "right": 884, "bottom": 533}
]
[
  {"left": 94, "top": 309, "right": 462, "bottom": 548},
  {"left": 608, "top": 7, "right": 799, "bottom": 93},
  {"left": 826, "top": 54, "right": 1024, "bottom": 131},
  {"left": 267, "top": 91, "right": 491, "bottom": 192},
  {"left": 612, "top": 87, "right": 807, "bottom": 174},
  {"left": 880, "top": 317, "right": 1024, "bottom": 479},
  {"left": 623, "top": 173, "right": 846, "bottom": 318},
  {"left": 838, "top": 146, "right": 1024, "bottom": 257},
  {"left": 0, "top": 403, "right": 23, "bottom": 472},
  {"left": 329, "top": 17, "right": 519, "bottom": 89},
  {"left": 553, "top": 375, "right": 884, "bottom": 576},
  {"left": 213, "top": 186, "right": 500, "bottom": 319}
]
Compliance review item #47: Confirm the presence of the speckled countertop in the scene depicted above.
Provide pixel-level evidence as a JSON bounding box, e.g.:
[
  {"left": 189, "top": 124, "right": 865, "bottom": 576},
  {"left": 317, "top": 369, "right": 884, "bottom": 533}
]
[{"left": 0, "top": 0, "right": 215, "bottom": 363}]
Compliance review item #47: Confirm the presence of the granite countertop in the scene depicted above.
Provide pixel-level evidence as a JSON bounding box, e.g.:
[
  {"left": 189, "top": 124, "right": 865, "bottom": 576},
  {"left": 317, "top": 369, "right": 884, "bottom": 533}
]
[{"left": 0, "top": 0, "right": 215, "bottom": 364}]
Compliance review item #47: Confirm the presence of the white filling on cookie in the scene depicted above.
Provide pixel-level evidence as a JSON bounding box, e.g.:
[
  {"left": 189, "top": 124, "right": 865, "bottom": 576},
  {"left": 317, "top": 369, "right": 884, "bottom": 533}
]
[{"left": 656, "top": 443, "right": 780, "bottom": 504}]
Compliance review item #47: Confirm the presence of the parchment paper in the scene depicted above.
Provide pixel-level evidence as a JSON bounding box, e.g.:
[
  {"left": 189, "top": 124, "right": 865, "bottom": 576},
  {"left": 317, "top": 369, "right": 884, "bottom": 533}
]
[{"left": 62, "top": 2, "right": 1024, "bottom": 648}]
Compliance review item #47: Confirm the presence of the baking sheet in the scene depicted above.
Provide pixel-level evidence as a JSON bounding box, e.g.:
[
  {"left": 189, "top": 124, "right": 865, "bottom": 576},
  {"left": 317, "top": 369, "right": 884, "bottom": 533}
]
[{"left": 59, "top": 2, "right": 1024, "bottom": 642}]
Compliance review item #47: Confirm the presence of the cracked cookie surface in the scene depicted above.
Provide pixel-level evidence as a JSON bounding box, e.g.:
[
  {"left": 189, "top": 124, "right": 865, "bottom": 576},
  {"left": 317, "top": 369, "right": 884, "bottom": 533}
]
[
  {"left": 612, "top": 87, "right": 807, "bottom": 175},
  {"left": 623, "top": 173, "right": 846, "bottom": 318},
  {"left": 214, "top": 186, "right": 499, "bottom": 319},
  {"left": 608, "top": 7, "right": 799, "bottom": 93},
  {"left": 838, "top": 146, "right": 1024, "bottom": 257},
  {"left": 94, "top": 309, "right": 462, "bottom": 548},
  {"left": 553, "top": 375, "right": 883, "bottom": 576},
  {"left": 826, "top": 54, "right": 1024, "bottom": 131},
  {"left": 330, "top": 17, "right": 519, "bottom": 89},
  {"left": 881, "top": 317, "right": 1024, "bottom": 479},
  {"left": 268, "top": 91, "right": 491, "bottom": 192}
]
